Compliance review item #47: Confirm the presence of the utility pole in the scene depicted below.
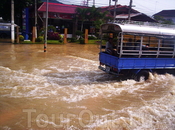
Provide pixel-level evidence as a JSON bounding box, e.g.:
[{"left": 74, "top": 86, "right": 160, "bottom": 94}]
[
  {"left": 113, "top": 0, "right": 118, "bottom": 22},
  {"left": 32, "top": 0, "right": 37, "bottom": 42},
  {"left": 44, "top": 0, "right": 48, "bottom": 52},
  {"left": 86, "top": 0, "right": 89, "bottom": 6},
  {"left": 82, "top": 0, "right": 85, "bottom": 6},
  {"left": 35, "top": 0, "right": 37, "bottom": 38},
  {"left": 93, "top": 0, "right": 95, "bottom": 6},
  {"left": 109, "top": 0, "right": 111, "bottom": 12},
  {"left": 11, "top": 0, "right": 15, "bottom": 43},
  {"left": 128, "top": 0, "right": 133, "bottom": 22},
  {"left": 109, "top": 0, "right": 111, "bottom": 6}
]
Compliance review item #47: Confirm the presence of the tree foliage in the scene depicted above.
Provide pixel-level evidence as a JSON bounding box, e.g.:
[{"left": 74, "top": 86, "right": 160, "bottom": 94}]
[
  {"left": 0, "top": 0, "right": 35, "bottom": 21},
  {"left": 154, "top": 15, "right": 174, "bottom": 25},
  {"left": 75, "top": 7, "right": 89, "bottom": 32},
  {"left": 75, "top": 6, "right": 112, "bottom": 32}
]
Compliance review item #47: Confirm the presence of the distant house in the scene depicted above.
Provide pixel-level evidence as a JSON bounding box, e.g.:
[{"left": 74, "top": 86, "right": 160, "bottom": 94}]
[
  {"left": 37, "top": 2, "right": 88, "bottom": 34},
  {"left": 153, "top": 10, "right": 175, "bottom": 24},
  {"left": 37, "top": 3, "right": 157, "bottom": 36},
  {"left": 100, "top": 5, "right": 156, "bottom": 22},
  {"left": 34, "top": 2, "right": 158, "bottom": 36}
]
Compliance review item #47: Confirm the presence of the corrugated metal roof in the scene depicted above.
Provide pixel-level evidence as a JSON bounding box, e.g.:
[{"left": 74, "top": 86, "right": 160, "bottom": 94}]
[
  {"left": 100, "top": 5, "right": 139, "bottom": 13},
  {"left": 154, "top": 10, "right": 175, "bottom": 17},
  {"left": 100, "top": 4, "right": 123, "bottom": 9},
  {"left": 102, "top": 23, "right": 175, "bottom": 36},
  {"left": 115, "top": 13, "right": 157, "bottom": 22},
  {"left": 40, "top": 0, "right": 62, "bottom": 4},
  {"left": 115, "top": 13, "right": 142, "bottom": 19},
  {"left": 38, "top": 2, "right": 87, "bottom": 14}
]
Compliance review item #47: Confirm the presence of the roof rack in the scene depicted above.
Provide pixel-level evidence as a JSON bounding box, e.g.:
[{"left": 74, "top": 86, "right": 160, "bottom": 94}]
[{"left": 108, "top": 20, "right": 175, "bottom": 29}]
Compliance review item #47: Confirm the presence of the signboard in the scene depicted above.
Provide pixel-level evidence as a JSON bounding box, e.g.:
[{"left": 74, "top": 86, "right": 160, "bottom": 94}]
[
  {"left": 22, "top": 8, "right": 29, "bottom": 40},
  {"left": 48, "top": 13, "right": 73, "bottom": 19}
]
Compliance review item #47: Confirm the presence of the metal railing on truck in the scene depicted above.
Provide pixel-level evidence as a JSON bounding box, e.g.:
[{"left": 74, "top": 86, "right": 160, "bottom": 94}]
[
  {"left": 117, "top": 33, "right": 175, "bottom": 58},
  {"left": 100, "top": 22, "right": 175, "bottom": 58}
]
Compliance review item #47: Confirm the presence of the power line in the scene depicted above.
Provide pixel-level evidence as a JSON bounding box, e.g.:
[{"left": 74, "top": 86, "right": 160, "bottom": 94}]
[
  {"left": 57, "top": 0, "right": 175, "bottom": 16},
  {"left": 133, "top": 0, "right": 175, "bottom": 15},
  {"left": 58, "top": 0, "right": 111, "bottom": 6},
  {"left": 133, "top": 1, "right": 156, "bottom": 15}
]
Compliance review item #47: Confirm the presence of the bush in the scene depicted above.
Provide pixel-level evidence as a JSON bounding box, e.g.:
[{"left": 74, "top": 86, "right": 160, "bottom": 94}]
[
  {"left": 38, "top": 28, "right": 45, "bottom": 36},
  {"left": 82, "top": 34, "right": 85, "bottom": 38},
  {"left": 19, "top": 35, "right": 24, "bottom": 41},
  {"left": 38, "top": 26, "right": 56, "bottom": 36},
  {"left": 59, "top": 39, "right": 63, "bottom": 43},
  {"left": 88, "top": 35, "right": 97, "bottom": 40},
  {"left": 79, "top": 38, "right": 85, "bottom": 44},
  {"left": 70, "top": 37, "right": 77, "bottom": 42},
  {"left": 48, "top": 25, "right": 56, "bottom": 32},
  {"left": 47, "top": 32, "right": 60, "bottom": 40},
  {"left": 75, "top": 30, "right": 82, "bottom": 36},
  {"left": 36, "top": 36, "right": 44, "bottom": 42}
]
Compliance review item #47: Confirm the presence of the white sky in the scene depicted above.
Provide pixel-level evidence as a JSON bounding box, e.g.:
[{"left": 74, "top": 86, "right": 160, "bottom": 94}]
[{"left": 58, "top": 0, "right": 175, "bottom": 16}]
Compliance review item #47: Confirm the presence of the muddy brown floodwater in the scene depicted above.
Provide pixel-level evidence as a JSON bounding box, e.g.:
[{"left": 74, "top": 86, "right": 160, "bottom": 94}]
[{"left": 0, "top": 43, "right": 175, "bottom": 130}]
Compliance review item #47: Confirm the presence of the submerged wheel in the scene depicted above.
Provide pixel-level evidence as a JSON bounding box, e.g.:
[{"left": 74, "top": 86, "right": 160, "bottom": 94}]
[{"left": 135, "top": 70, "right": 149, "bottom": 81}]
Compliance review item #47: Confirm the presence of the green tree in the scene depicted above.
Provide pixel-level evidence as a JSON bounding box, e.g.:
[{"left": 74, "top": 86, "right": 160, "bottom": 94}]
[
  {"left": 75, "top": 7, "right": 89, "bottom": 32},
  {"left": 75, "top": 6, "right": 112, "bottom": 32},
  {"left": 154, "top": 15, "right": 174, "bottom": 25}
]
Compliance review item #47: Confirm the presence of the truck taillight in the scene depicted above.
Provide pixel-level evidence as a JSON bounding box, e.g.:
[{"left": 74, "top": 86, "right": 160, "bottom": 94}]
[
  {"left": 100, "top": 62, "right": 104, "bottom": 65},
  {"left": 113, "top": 68, "right": 118, "bottom": 72}
]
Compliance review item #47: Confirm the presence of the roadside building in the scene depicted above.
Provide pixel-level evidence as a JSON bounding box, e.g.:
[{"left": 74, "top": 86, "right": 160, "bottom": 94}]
[
  {"left": 36, "top": 2, "right": 157, "bottom": 37},
  {"left": 100, "top": 5, "right": 156, "bottom": 22},
  {"left": 37, "top": 2, "right": 88, "bottom": 36},
  {"left": 153, "top": 10, "right": 175, "bottom": 24}
]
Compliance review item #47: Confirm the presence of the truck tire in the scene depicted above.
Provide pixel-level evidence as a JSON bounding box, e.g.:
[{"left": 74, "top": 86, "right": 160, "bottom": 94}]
[{"left": 135, "top": 70, "right": 149, "bottom": 81}]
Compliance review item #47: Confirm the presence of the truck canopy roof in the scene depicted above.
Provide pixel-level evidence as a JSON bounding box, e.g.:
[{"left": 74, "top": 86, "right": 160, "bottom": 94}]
[{"left": 101, "top": 22, "right": 175, "bottom": 37}]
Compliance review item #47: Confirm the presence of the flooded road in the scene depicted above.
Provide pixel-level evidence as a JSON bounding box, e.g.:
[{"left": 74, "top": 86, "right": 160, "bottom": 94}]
[{"left": 0, "top": 43, "right": 175, "bottom": 130}]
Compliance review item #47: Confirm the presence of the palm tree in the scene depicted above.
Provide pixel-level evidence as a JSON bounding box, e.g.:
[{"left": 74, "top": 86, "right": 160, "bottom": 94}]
[
  {"left": 86, "top": 6, "right": 112, "bottom": 30},
  {"left": 75, "top": 7, "right": 89, "bottom": 32},
  {"left": 75, "top": 6, "right": 112, "bottom": 33}
]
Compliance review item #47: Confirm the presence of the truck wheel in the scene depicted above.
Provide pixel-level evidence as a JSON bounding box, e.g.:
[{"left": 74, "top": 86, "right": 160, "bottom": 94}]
[{"left": 135, "top": 70, "right": 149, "bottom": 81}]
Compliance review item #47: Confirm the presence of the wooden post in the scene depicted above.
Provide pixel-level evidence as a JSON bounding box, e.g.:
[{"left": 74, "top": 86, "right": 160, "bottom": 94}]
[
  {"left": 85, "top": 29, "right": 88, "bottom": 44},
  {"left": 64, "top": 28, "right": 67, "bottom": 44},
  {"left": 16, "top": 26, "right": 19, "bottom": 43},
  {"left": 32, "top": 26, "right": 36, "bottom": 43}
]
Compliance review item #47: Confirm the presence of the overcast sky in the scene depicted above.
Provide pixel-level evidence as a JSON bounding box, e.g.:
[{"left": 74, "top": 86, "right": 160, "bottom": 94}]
[{"left": 58, "top": 0, "right": 175, "bottom": 16}]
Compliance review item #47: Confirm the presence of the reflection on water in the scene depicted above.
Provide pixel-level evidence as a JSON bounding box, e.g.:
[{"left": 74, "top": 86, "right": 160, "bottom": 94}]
[{"left": 0, "top": 43, "right": 175, "bottom": 130}]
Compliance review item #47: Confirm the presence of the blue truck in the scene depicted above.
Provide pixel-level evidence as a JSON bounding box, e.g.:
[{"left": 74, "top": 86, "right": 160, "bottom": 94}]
[{"left": 98, "top": 22, "right": 175, "bottom": 81}]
